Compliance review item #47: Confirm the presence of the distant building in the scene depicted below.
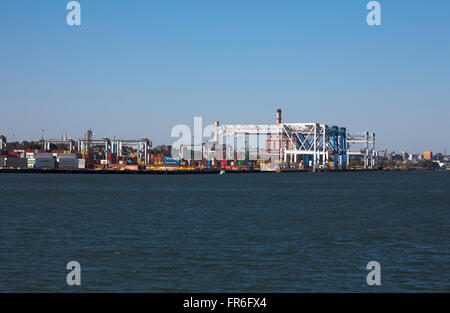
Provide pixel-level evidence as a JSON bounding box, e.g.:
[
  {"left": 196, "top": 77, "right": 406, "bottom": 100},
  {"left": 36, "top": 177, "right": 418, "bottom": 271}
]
[
  {"left": 409, "top": 154, "right": 418, "bottom": 162},
  {"left": 386, "top": 152, "right": 395, "bottom": 161},
  {"left": 423, "top": 151, "right": 433, "bottom": 160},
  {"left": 435, "top": 153, "right": 444, "bottom": 161},
  {"left": 401, "top": 152, "right": 409, "bottom": 161},
  {"left": 376, "top": 150, "right": 387, "bottom": 160}
]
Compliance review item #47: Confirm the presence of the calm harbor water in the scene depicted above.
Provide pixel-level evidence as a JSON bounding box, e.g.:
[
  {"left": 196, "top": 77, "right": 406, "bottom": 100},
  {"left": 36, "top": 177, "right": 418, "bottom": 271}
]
[{"left": 0, "top": 171, "right": 449, "bottom": 292}]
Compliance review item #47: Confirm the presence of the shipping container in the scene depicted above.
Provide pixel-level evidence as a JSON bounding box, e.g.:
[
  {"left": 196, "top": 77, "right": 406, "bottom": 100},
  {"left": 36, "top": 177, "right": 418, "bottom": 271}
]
[
  {"left": 78, "top": 159, "right": 86, "bottom": 169},
  {"left": 35, "top": 153, "right": 54, "bottom": 159},
  {"left": 57, "top": 154, "right": 79, "bottom": 169},
  {"left": 34, "top": 153, "right": 55, "bottom": 168},
  {"left": 3, "top": 157, "right": 28, "bottom": 168},
  {"left": 57, "top": 153, "right": 77, "bottom": 159},
  {"left": 35, "top": 158, "right": 56, "bottom": 168},
  {"left": 127, "top": 158, "right": 138, "bottom": 165},
  {"left": 163, "top": 157, "right": 180, "bottom": 165}
]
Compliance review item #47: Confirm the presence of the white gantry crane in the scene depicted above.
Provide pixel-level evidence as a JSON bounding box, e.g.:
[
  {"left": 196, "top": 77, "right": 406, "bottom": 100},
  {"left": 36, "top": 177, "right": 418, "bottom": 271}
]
[{"left": 214, "top": 110, "right": 376, "bottom": 169}]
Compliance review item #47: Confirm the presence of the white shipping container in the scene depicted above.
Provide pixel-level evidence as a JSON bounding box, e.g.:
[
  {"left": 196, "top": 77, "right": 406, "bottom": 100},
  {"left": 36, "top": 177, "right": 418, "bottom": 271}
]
[{"left": 78, "top": 159, "right": 86, "bottom": 169}]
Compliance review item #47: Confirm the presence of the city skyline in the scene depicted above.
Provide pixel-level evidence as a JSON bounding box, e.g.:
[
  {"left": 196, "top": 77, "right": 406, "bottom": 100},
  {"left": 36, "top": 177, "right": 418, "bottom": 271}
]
[{"left": 1, "top": 1, "right": 449, "bottom": 152}]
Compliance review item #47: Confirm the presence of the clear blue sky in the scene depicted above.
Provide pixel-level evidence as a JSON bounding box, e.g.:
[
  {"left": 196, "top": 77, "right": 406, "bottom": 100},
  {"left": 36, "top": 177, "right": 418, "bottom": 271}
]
[{"left": 1, "top": 0, "right": 449, "bottom": 153}]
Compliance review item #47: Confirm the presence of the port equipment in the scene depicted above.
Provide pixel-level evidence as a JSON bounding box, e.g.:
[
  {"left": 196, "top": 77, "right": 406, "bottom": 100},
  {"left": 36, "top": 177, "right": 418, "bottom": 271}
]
[
  {"left": 44, "top": 138, "right": 76, "bottom": 152},
  {"left": 78, "top": 131, "right": 112, "bottom": 168},
  {"left": 347, "top": 132, "right": 376, "bottom": 168},
  {"left": 216, "top": 123, "right": 335, "bottom": 169},
  {"left": 112, "top": 138, "right": 152, "bottom": 165},
  {"left": 78, "top": 136, "right": 112, "bottom": 156},
  {"left": 179, "top": 143, "right": 206, "bottom": 162},
  {"left": 78, "top": 133, "right": 152, "bottom": 165},
  {"left": 215, "top": 110, "right": 376, "bottom": 169}
]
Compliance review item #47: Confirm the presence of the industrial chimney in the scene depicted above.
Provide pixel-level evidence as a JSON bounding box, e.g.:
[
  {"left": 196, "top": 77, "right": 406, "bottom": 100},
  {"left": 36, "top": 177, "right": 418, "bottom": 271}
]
[
  {"left": 276, "top": 109, "right": 282, "bottom": 125},
  {"left": 214, "top": 121, "right": 220, "bottom": 142}
]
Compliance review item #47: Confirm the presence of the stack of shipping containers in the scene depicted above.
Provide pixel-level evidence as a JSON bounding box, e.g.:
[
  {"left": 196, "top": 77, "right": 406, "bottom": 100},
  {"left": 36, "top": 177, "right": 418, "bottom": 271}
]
[
  {"left": 34, "top": 153, "right": 55, "bottom": 169},
  {"left": 26, "top": 152, "right": 35, "bottom": 168},
  {"left": 3, "top": 157, "right": 27, "bottom": 168},
  {"left": 57, "top": 154, "right": 79, "bottom": 169},
  {"left": 151, "top": 154, "right": 164, "bottom": 165}
]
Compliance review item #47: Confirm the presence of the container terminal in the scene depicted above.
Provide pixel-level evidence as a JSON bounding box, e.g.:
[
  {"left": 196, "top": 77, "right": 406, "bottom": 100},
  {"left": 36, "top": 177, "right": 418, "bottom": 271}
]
[{"left": 0, "top": 110, "right": 376, "bottom": 174}]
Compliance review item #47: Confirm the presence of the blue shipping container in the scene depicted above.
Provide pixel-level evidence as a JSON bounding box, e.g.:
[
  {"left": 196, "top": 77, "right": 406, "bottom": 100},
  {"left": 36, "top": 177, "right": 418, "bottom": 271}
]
[{"left": 163, "top": 157, "right": 180, "bottom": 165}]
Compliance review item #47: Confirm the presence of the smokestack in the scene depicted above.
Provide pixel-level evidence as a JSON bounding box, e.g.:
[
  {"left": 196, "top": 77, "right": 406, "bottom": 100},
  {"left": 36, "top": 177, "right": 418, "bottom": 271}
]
[
  {"left": 214, "top": 121, "right": 219, "bottom": 142},
  {"left": 276, "top": 109, "right": 282, "bottom": 125}
]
